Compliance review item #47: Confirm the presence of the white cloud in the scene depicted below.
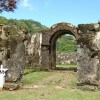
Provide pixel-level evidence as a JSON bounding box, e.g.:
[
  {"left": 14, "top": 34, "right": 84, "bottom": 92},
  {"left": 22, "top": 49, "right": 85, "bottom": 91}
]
[{"left": 22, "top": 0, "right": 34, "bottom": 10}]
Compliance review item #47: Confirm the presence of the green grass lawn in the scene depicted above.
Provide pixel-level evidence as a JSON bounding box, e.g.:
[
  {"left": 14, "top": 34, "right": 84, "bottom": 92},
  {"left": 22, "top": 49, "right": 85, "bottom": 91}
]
[
  {"left": 0, "top": 65, "right": 100, "bottom": 100},
  {"left": 45, "top": 89, "right": 100, "bottom": 100},
  {"left": 0, "top": 88, "right": 100, "bottom": 100},
  {"left": 1, "top": 87, "right": 100, "bottom": 100},
  {"left": 22, "top": 71, "right": 49, "bottom": 85},
  {"left": 56, "top": 64, "right": 77, "bottom": 68}
]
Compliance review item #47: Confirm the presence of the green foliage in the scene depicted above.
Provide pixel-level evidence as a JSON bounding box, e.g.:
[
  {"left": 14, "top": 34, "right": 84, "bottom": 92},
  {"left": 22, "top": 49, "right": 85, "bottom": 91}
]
[
  {"left": 0, "top": 16, "right": 8, "bottom": 24},
  {"left": 0, "top": 16, "right": 48, "bottom": 34},
  {"left": 56, "top": 35, "right": 77, "bottom": 52}
]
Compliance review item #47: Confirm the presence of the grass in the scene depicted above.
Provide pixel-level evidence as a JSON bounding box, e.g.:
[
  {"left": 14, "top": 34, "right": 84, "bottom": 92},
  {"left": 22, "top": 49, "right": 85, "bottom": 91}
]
[
  {"left": 24, "top": 68, "right": 34, "bottom": 74},
  {"left": 0, "top": 65, "right": 100, "bottom": 100},
  {"left": 56, "top": 64, "right": 77, "bottom": 68},
  {"left": 0, "top": 88, "right": 100, "bottom": 100},
  {"left": 45, "top": 89, "right": 100, "bottom": 100},
  {"left": 22, "top": 71, "right": 49, "bottom": 85}
]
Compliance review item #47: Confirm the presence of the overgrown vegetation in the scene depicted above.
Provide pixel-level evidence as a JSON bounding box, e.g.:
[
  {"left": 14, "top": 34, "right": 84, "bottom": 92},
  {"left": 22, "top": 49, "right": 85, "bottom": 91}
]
[
  {"left": 56, "top": 35, "right": 77, "bottom": 52},
  {"left": 0, "top": 16, "right": 48, "bottom": 33}
]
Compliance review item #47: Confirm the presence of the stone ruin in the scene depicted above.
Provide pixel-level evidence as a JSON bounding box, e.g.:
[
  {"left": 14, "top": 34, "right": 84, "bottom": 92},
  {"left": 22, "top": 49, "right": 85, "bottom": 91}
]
[
  {"left": 56, "top": 52, "right": 77, "bottom": 65},
  {"left": 0, "top": 22, "right": 100, "bottom": 90}
]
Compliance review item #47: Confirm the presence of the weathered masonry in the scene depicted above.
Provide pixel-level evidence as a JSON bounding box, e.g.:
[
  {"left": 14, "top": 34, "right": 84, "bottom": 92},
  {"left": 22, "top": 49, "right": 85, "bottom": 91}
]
[
  {"left": 0, "top": 22, "right": 100, "bottom": 90},
  {"left": 41, "top": 22, "right": 100, "bottom": 90},
  {"left": 41, "top": 23, "right": 79, "bottom": 69}
]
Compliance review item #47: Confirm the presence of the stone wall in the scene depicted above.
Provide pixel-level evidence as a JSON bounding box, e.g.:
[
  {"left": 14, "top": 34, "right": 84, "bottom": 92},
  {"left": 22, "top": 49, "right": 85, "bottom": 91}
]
[
  {"left": 0, "top": 25, "right": 26, "bottom": 83},
  {"left": 56, "top": 52, "right": 77, "bottom": 65},
  {"left": 25, "top": 33, "right": 41, "bottom": 68}
]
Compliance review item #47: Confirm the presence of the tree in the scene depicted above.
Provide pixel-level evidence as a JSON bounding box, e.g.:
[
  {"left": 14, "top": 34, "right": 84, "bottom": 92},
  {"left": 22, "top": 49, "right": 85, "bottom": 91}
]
[
  {"left": 56, "top": 35, "right": 77, "bottom": 52},
  {"left": 0, "top": 0, "right": 18, "bottom": 13},
  {"left": 0, "top": 16, "right": 48, "bottom": 33}
]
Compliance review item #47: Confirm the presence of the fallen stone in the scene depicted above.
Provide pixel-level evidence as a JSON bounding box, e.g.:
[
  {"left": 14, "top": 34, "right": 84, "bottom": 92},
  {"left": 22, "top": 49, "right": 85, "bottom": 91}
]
[{"left": 3, "top": 82, "right": 21, "bottom": 90}]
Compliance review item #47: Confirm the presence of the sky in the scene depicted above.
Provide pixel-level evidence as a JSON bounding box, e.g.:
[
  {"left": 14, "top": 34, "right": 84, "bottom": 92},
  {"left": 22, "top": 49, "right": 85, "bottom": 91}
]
[{"left": 0, "top": 0, "right": 100, "bottom": 27}]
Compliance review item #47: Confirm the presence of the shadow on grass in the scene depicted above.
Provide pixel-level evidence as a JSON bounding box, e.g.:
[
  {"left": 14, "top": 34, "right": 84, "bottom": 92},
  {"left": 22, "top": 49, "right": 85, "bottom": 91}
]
[
  {"left": 54, "top": 67, "right": 77, "bottom": 72},
  {"left": 55, "top": 64, "right": 77, "bottom": 72}
]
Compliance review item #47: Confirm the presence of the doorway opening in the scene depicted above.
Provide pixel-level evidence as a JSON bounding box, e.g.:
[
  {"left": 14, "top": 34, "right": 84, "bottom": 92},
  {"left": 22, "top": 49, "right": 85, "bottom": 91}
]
[
  {"left": 56, "top": 34, "right": 77, "bottom": 71},
  {"left": 49, "top": 29, "right": 78, "bottom": 71}
]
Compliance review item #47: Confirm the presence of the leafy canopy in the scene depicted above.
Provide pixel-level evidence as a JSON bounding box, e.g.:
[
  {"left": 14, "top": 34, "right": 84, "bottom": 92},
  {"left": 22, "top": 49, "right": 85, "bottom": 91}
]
[{"left": 0, "top": 0, "right": 18, "bottom": 12}]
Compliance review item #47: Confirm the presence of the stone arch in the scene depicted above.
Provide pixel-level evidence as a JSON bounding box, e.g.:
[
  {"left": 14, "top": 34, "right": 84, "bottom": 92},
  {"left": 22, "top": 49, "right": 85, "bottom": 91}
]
[
  {"left": 49, "top": 23, "right": 79, "bottom": 69},
  {"left": 41, "top": 22, "right": 79, "bottom": 69}
]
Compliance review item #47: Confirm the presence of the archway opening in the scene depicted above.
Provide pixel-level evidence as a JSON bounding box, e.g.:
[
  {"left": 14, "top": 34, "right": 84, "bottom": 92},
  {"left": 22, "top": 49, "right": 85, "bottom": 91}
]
[
  {"left": 50, "top": 29, "right": 78, "bottom": 71},
  {"left": 56, "top": 34, "right": 77, "bottom": 71}
]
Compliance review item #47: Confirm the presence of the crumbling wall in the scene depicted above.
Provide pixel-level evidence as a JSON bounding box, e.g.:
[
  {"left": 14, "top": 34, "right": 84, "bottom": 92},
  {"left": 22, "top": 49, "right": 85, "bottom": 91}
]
[
  {"left": 77, "top": 23, "right": 100, "bottom": 90},
  {"left": 56, "top": 52, "right": 77, "bottom": 65},
  {"left": 25, "top": 33, "right": 41, "bottom": 68},
  {"left": 0, "top": 25, "right": 41, "bottom": 85},
  {"left": 0, "top": 24, "right": 42, "bottom": 90},
  {"left": 0, "top": 25, "right": 26, "bottom": 83}
]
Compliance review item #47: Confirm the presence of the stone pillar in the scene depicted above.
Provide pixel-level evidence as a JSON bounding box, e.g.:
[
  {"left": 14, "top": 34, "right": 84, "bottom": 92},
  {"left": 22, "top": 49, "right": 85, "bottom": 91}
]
[
  {"left": 40, "top": 32, "right": 51, "bottom": 69},
  {"left": 0, "top": 26, "right": 26, "bottom": 90},
  {"left": 3, "top": 40, "right": 25, "bottom": 82},
  {"left": 41, "top": 45, "right": 50, "bottom": 69},
  {"left": 77, "top": 23, "right": 100, "bottom": 90}
]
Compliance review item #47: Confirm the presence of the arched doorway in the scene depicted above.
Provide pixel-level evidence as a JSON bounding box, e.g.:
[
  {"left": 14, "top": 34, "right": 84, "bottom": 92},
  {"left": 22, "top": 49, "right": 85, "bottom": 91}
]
[
  {"left": 56, "top": 34, "right": 77, "bottom": 70},
  {"left": 50, "top": 29, "right": 78, "bottom": 69},
  {"left": 41, "top": 22, "right": 79, "bottom": 69}
]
